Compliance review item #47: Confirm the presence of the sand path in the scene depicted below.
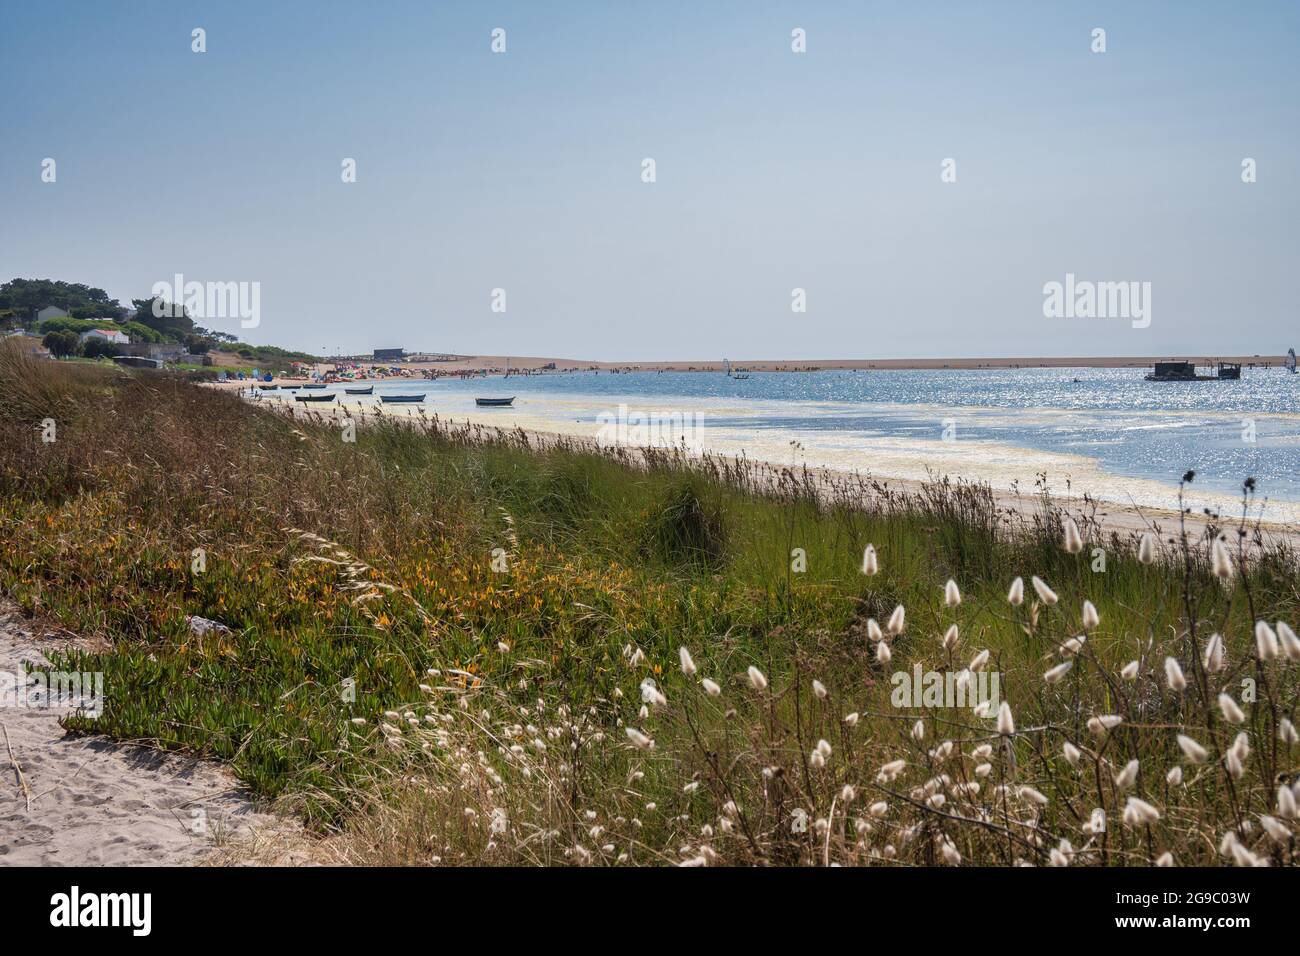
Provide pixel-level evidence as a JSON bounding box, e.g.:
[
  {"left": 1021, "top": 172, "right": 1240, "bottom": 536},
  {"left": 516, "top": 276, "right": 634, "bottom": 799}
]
[{"left": 0, "top": 603, "right": 299, "bottom": 866}]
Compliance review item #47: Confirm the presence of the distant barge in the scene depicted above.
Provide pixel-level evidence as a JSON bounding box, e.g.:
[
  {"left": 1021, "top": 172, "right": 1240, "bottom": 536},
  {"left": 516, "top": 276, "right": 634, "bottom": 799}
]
[{"left": 1145, "top": 361, "right": 1241, "bottom": 382}]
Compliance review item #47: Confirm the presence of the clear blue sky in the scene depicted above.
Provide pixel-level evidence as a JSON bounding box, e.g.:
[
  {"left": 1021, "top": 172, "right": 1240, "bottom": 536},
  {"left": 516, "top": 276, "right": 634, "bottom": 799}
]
[{"left": 2, "top": 1, "right": 1297, "bottom": 359}]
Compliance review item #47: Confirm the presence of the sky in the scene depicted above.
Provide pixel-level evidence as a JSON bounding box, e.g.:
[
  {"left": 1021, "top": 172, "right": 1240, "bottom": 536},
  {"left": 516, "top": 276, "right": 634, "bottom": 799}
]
[{"left": 1, "top": 1, "right": 1297, "bottom": 360}]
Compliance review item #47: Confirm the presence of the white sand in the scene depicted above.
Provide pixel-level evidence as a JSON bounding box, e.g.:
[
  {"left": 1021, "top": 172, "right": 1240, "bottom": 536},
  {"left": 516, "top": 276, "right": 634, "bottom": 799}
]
[{"left": 0, "top": 603, "right": 297, "bottom": 866}]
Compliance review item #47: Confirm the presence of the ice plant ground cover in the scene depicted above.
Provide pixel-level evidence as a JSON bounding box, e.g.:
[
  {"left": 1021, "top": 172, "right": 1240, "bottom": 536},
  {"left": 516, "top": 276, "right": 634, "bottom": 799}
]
[{"left": 0, "top": 343, "right": 1297, "bottom": 866}]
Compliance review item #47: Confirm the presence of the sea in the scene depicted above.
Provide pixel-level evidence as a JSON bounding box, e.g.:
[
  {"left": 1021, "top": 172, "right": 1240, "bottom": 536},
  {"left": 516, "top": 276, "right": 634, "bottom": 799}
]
[{"left": 265, "top": 366, "right": 1300, "bottom": 523}]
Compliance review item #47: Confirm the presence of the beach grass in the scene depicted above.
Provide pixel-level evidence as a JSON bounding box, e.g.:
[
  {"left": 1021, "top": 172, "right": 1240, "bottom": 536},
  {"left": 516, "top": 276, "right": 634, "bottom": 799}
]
[{"left": 1, "top": 340, "right": 1297, "bottom": 866}]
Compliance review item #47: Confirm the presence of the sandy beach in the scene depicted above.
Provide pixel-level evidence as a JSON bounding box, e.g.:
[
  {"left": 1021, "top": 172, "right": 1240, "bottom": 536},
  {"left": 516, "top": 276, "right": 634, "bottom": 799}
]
[{"left": 0, "top": 603, "right": 301, "bottom": 866}]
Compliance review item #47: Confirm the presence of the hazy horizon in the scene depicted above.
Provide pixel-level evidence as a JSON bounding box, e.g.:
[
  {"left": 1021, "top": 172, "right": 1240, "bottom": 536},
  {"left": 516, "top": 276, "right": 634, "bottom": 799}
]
[{"left": 3, "top": 1, "right": 1297, "bottom": 360}]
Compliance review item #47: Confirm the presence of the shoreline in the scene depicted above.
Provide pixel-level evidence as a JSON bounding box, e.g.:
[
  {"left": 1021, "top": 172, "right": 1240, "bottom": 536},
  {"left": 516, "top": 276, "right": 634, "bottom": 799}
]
[
  {"left": 234, "top": 386, "right": 1300, "bottom": 549},
  {"left": 214, "top": 354, "right": 1293, "bottom": 376}
]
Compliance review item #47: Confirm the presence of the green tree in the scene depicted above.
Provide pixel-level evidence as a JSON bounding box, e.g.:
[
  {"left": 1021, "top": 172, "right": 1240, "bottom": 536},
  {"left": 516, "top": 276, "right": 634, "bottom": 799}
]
[
  {"left": 0, "top": 278, "right": 121, "bottom": 325},
  {"left": 132, "top": 297, "right": 194, "bottom": 341},
  {"left": 42, "top": 330, "right": 80, "bottom": 358},
  {"left": 82, "top": 337, "right": 122, "bottom": 359}
]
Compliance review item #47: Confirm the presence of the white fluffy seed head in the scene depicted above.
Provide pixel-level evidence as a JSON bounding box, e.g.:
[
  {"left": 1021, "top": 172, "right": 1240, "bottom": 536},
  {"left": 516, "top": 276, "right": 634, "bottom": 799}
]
[
  {"left": 1255, "top": 620, "right": 1280, "bottom": 661},
  {"left": 679, "top": 646, "right": 696, "bottom": 678},
  {"left": 942, "top": 623, "right": 960, "bottom": 651},
  {"left": 1164, "top": 657, "right": 1186, "bottom": 692},
  {"left": 867, "top": 617, "right": 883, "bottom": 643},
  {"left": 862, "top": 544, "right": 878, "bottom": 576},
  {"left": 1277, "top": 621, "right": 1300, "bottom": 661},
  {"left": 1138, "top": 532, "right": 1157, "bottom": 565},
  {"left": 1007, "top": 576, "right": 1024, "bottom": 606},
  {"left": 1088, "top": 714, "right": 1123, "bottom": 736},
  {"left": 1280, "top": 717, "right": 1298, "bottom": 745},
  {"left": 1063, "top": 517, "right": 1084, "bottom": 554},
  {"left": 876, "top": 641, "right": 892, "bottom": 665},
  {"left": 1166, "top": 766, "right": 1182, "bottom": 786},
  {"left": 1114, "top": 759, "right": 1139, "bottom": 790},
  {"left": 886, "top": 604, "right": 906, "bottom": 635},
  {"left": 1120, "top": 660, "right": 1139, "bottom": 681},
  {"left": 625, "top": 727, "right": 654, "bottom": 750},
  {"left": 701, "top": 678, "right": 721, "bottom": 697},
  {"left": 1260, "top": 815, "right": 1291, "bottom": 843},
  {"left": 1081, "top": 600, "right": 1100, "bottom": 631},
  {"left": 944, "top": 579, "right": 962, "bottom": 607},
  {"left": 879, "top": 759, "right": 906, "bottom": 778},
  {"left": 812, "top": 679, "right": 827, "bottom": 699},
  {"left": 1122, "top": 796, "right": 1160, "bottom": 826},
  {"left": 1019, "top": 786, "right": 1049, "bottom": 805},
  {"left": 747, "top": 666, "right": 768, "bottom": 691},
  {"left": 1278, "top": 785, "right": 1298, "bottom": 820},
  {"left": 997, "top": 701, "right": 1015, "bottom": 736},
  {"left": 1177, "top": 734, "right": 1209, "bottom": 764},
  {"left": 1044, "top": 661, "right": 1073, "bottom": 685},
  {"left": 1204, "top": 633, "right": 1226, "bottom": 674},
  {"left": 1225, "top": 748, "right": 1244, "bottom": 780},
  {"left": 1231, "top": 732, "right": 1250, "bottom": 762},
  {"left": 1031, "top": 576, "right": 1058, "bottom": 605},
  {"left": 1218, "top": 693, "right": 1246, "bottom": 725},
  {"left": 1211, "top": 537, "right": 1234, "bottom": 580},
  {"left": 1063, "top": 741, "right": 1081, "bottom": 766}
]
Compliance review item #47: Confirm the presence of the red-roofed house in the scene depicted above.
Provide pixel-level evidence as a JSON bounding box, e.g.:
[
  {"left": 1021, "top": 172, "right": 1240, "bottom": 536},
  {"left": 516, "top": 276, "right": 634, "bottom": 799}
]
[{"left": 79, "top": 327, "right": 130, "bottom": 345}]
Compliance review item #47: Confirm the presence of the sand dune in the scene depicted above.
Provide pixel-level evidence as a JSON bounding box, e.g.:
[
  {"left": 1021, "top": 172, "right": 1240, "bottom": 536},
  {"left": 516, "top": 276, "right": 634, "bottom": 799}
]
[{"left": 0, "top": 604, "right": 300, "bottom": 866}]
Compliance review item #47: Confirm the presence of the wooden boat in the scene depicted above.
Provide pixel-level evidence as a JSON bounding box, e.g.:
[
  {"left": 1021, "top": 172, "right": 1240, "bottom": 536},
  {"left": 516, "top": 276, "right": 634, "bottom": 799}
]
[
  {"left": 380, "top": 394, "right": 426, "bottom": 403},
  {"left": 344, "top": 385, "right": 374, "bottom": 395},
  {"left": 258, "top": 384, "right": 279, "bottom": 390},
  {"left": 475, "top": 397, "right": 515, "bottom": 407},
  {"left": 294, "top": 393, "right": 336, "bottom": 403},
  {"left": 301, "top": 383, "right": 327, "bottom": 390}
]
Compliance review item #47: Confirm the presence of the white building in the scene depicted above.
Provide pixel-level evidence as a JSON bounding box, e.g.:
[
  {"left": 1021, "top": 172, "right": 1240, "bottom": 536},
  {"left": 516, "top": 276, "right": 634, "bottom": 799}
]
[{"left": 79, "top": 328, "right": 130, "bottom": 345}]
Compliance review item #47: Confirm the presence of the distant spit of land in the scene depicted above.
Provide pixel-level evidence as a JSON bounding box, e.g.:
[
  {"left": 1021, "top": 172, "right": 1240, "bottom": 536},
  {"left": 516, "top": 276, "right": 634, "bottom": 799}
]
[{"left": 323, "top": 354, "right": 1290, "bottom": 374}]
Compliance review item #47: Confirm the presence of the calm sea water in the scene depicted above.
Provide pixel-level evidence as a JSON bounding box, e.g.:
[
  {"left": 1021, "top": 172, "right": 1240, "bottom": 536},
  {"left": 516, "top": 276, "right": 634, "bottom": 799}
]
[{"left": 289, "top": 366, "right": 1300, "bottom": 512}]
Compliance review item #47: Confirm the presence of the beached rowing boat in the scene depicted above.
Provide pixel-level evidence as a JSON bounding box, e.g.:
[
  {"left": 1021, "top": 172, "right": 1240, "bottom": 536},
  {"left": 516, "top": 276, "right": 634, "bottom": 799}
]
[
  {"left": 475, "top": 397, "right": 515, "bottom": 407},
  {"left": 294, "top": 393, "right": 336, "bottom": 402},
  {"left": 379, "top": 394, "right": 425, "bottom": 403},
  {"left": 344, "top": 385, "right": 373, "bottom": 395},
  {"left": 301, "top": 383, "right": 328, "bottom": 390}
]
